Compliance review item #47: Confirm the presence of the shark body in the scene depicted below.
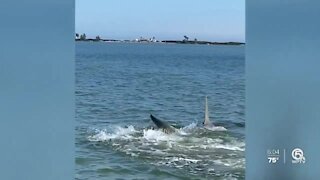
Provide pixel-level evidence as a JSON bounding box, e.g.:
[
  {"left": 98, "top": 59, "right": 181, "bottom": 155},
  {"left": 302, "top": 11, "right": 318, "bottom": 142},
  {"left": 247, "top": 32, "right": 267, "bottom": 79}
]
[
  {"left": 150, "top": 114, "right": 176, "bottom": 133},
  {"left": 150, "top": 96, "right": 219, "bottom": 133}
]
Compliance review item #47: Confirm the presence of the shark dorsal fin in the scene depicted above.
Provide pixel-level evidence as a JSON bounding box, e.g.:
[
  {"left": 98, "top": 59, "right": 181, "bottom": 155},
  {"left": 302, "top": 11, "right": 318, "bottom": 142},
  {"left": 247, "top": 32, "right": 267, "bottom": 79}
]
[
  {"left": 204, "top": 96, "right": 212, "bottom": 126},
  {"left": 150, "top": 114, "right": 176, "bottom": 133}
]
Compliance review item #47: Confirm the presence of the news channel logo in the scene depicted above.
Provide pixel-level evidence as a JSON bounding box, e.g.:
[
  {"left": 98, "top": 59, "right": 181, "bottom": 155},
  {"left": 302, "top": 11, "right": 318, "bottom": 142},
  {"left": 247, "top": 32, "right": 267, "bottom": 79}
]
[{"left": 291, "top": 148, "right": 306, "bottom": 164}]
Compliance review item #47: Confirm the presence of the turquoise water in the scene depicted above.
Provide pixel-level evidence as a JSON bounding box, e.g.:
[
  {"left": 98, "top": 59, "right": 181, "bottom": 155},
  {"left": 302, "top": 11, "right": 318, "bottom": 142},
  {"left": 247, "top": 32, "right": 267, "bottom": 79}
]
[{"left": 76, "top": 42, "right": 245, "bottom": 179}]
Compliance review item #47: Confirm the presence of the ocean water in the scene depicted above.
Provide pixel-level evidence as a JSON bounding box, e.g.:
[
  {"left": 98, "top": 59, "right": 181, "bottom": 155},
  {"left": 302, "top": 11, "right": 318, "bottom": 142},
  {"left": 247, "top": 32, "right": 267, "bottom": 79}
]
[{"left": 75, "top": 42, "right": 245, "bottom": 180}]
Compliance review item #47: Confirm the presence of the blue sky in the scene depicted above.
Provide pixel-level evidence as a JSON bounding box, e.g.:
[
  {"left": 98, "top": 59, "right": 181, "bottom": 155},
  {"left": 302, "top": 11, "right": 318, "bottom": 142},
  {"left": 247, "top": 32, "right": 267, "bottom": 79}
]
[{"left": 76, "top": 0, "right": 245, "bottom": 42}]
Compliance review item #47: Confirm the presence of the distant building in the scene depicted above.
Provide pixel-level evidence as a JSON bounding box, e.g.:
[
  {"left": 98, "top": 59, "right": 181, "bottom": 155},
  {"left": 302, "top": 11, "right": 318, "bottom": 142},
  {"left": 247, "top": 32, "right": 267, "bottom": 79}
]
[
  {"left": 135, "top": 36, "right": 158, "bottom": 43},
  {"left": 79, "top": 33, "right": 86, "bottom": 40},
  {"left": 149, "top": 36, "right": 157, "bottom": 42},
  {"left": 139, "top": 37, "right": 149, "bottom": 42}
]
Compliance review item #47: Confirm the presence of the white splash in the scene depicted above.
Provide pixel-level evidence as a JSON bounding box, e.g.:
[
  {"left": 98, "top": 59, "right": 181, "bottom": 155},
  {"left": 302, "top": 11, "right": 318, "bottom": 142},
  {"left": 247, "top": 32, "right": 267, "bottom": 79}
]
[
  {"left": 205, "top": 125, "right": 227, "bottom": 131},
  {"left": 143, "top": 129, "right": 183, "bottom": 142},
  {"left": 88, "top": 125, "right": 137, "bottom": 141}
]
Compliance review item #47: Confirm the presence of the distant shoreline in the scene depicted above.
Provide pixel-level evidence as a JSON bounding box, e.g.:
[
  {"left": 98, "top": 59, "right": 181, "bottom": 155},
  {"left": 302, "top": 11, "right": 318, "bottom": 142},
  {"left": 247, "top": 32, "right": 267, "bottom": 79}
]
[{"left": 75, "top": 39, "right": 245, "bottom": 46}]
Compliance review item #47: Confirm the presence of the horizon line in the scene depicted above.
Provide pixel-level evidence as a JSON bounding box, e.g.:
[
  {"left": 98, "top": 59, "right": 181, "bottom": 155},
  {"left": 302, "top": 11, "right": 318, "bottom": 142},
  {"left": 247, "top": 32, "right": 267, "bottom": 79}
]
[{"left": 74, "top": 33, "right": 245, "bottom": 43}]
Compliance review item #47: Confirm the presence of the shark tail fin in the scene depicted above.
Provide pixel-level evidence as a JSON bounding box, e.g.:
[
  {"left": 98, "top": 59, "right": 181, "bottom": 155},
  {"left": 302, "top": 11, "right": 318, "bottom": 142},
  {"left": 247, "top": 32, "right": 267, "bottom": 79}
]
[{"left": 204, "top": 96, "right": 212, "bottom": 126}]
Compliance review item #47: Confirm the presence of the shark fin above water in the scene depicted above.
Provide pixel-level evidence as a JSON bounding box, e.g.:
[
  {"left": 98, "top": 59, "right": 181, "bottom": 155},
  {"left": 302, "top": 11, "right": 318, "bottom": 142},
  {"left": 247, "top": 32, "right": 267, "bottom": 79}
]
[
  {"left": 150, "top": 96, "right": 222, "bottom": 133},
  {"left": 203, "top": 96, "right": 227, "bottom": 131},
  {"left": 204, "top": 96, "right": 214, "bottom": 127},
  {"left": 150, "top": 114, "right": 176, "bottom": 134}
]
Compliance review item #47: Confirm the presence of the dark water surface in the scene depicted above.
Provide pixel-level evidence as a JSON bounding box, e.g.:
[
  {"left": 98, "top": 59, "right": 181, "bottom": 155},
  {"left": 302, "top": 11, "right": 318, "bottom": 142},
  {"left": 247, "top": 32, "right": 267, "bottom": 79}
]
[{"left": 76, "top": 42, "right": 245, "bottom": 179}]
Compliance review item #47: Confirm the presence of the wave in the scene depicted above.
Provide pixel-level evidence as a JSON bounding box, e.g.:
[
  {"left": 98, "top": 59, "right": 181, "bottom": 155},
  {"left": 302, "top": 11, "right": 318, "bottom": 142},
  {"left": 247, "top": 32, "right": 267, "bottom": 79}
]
[
  {"left": 87, "top": 123, "right": 244, "bottom": 152},
  {"left": 88, "top": 125, "right": 137, "bottom": 141},
  {"left": 204, "top": 125, "right": 227, "bottom": 131},
  {"left": 86, "top": 123, "right": 244, "bottom": 175},
  {"left": 143, "top": 129, "right": 184, "bottom": 142}
]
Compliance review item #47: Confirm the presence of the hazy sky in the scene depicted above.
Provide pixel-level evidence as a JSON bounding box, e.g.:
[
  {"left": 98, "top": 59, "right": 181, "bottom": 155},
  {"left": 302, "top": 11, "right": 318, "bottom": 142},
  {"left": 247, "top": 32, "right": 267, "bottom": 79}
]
[{"left": 76, "top": 0, "right": 245, "bottom": 42}]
